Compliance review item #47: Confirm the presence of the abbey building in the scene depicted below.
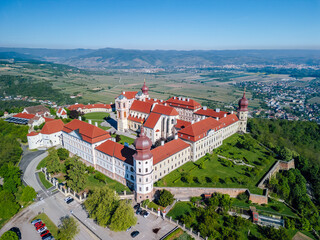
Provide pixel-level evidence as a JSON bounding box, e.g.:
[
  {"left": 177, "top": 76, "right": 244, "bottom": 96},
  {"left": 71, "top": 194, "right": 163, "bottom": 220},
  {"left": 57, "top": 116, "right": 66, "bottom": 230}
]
[{"left": 27, "top": 81, "right": 249, "bottom": 201}]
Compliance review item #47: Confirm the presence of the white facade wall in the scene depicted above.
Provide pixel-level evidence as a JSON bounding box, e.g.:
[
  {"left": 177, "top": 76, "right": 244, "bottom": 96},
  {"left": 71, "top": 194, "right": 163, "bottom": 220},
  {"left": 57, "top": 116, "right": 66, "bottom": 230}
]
[
  {"left": 153, "top": 147, "right": 191, "bottom": 181},
  {"left": 135, "top": 158, "right": 153, "bottom": 196},
  {"left": 27, "top": 134, "right": 42, "bottom": 150},
  {"left": 82, "top": 108, "right": 112, "bottom": 114},
  {"left": 28, "top": 131, "right": 62, "bottom": 149}
]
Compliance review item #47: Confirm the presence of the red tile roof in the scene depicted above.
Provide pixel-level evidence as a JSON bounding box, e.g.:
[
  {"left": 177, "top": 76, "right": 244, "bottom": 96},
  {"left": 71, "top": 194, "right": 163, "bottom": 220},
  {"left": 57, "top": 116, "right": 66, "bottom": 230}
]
[
  {"left": 13, "top": 113, "right": 35, "bottom": 119},
  {"left": 178, "top": 117, "right": 223, "bottom": 142},
  {"left": 62, "top": 119, "right": 110, "bottom": 144},
  {"left": 152, "top": 104, "right": 178, "bottom": 116},
  {"left": 194, "top": 108, "right": 229, "bottom": 119},
  {"left": 130, "top": 100, "right": 153, "bottom": 114},
  {"left": 68, "top": 104, "right": 85, "bottom": 111},
  {"left": 27, "top": 131, "right": 39, "bottom": 137},
  {"left": 83, "top": 104, "right": 112, "bottom": 109},
  {"left": 57, "top": 107, "right": 67, "bottom": 115},
  {"left": 128, "top": 115, "right": 145, "bottom": 123},
  {"left": 145, "top": 98, "right": 165, "bottom": 105},
  {"left": 218, "top": 114, "right": 239, "bottom": 127},
  {"left": 175, "top": 119, "right": 192, "bottom": 130},
  {"left": 95, "top": 140, "right": 134, "bottom": 166},
  {"left": 117, "top": 91, "right": 138, "bottom": 100},
  {"left": 41, "top": 119, "right": 64, "bottom": 135},
  {"left": 152, "top": 139, "right": 190, "bottom": 165},
  {"left": 166, "top": 97, "right": 201, "bottom": 110},
  {"left": 144, "top": 113, "right": 161, "bottom": 129},
  {"left": 44, "top": 117, "right": 55, "bottom": 122}
]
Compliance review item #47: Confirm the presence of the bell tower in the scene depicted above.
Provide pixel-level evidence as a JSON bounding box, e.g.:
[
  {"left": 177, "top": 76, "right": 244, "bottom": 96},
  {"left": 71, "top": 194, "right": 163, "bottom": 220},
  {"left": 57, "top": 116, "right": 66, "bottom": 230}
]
[
  {"left": 116, "top": 93, "right": 129, "bottom": 132},
  {"left": 141, "top": 79, "right": 149, "bottom": 99},
  {"left": 238, "top": 88, "right": 249, "bottom": 133},
  {"left": 133, "top": 125, "right": 153, "bottom": 201}
]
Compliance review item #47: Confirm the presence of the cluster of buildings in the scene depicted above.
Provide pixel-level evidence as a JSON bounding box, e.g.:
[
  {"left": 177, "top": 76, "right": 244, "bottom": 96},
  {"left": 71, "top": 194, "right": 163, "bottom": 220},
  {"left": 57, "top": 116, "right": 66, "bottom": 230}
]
[
  {"left": 25, "top": 81, "right": 249, "bottom": 201},
  {"left": 236, "top": 79, "right": 320, "bottom": 123}
]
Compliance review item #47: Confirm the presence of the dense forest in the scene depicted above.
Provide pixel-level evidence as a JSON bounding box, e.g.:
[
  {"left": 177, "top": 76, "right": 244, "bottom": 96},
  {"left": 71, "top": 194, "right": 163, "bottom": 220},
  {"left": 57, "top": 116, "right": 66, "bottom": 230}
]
[
  {"left": 248, "top": 118, "right": 320, "bottom": 234},
  {"left": 0, "top": 120, "right": 28, "bottom": 167},
  {"left": 0, "top": 75, "right": 76, "bottom": 105}
]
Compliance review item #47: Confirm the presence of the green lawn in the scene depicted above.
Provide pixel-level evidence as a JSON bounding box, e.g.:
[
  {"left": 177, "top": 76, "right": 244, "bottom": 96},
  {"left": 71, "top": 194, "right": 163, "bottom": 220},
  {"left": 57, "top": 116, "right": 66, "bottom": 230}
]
[
  {"left": 111, "top": 134, "right": 135, "bottom": 146},
  {"left": 38, "top": 172, "right": 53, "bottom": 189},
  {"left": 232, "top": 198, "right": 297, "bottom": 218},
  {"left": 167, "top": 202, "right": 196, "bottom": 220},
  {"left": 86, "top": 173, "right": 131, "bottom": 193},
  {"left": 157, "top": 134, "right": 277, "bottom": 195},
  {"left": 84, "top": 112, "right": 111, "bottom": 130},
  {"left": 36, "top": 157, "right": 47, "bottom": 170},
  {"left": 32, "top": 213, "right": 58, "bottom": 237}
]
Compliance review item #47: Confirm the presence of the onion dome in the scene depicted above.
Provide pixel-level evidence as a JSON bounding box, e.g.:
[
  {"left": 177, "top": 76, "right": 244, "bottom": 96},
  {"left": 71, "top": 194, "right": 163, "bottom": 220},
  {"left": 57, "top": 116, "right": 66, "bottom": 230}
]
[
  {"left": 141, "top": 79, "right": 149, "bottom": 95},
  {"left": 238, "top": 90, "right": 249, "bottom": 111},
  {"left": 134, "top": 125, "right": 152, "bottom": 160}
]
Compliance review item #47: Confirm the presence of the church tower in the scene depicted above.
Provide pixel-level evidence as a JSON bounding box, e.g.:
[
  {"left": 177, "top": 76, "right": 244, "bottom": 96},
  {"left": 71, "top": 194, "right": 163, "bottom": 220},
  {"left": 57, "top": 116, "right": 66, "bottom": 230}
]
[
  {"left": 238, "top": 88, "right": 249, "bottom": 133},
  {"left": 141, "top": 79, "right": 149, "bottom": 99},
  {"left": 116, "top": 93, "right": 129, "bottom": 132},
  {"left": 133, "top": 125, "right": 154, "bottom": 201}
]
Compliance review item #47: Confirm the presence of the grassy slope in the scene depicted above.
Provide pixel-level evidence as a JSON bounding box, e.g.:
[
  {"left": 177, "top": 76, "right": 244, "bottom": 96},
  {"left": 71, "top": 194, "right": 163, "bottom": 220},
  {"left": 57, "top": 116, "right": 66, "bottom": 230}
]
[
  {"left": 38, "top": 172, "right": 53, "bottom": 189},
  {"left": 86, "top": 174, "right": 130, "bottom": 193},
  {"left": 158, "top": 134, "right": 276, "bottom": 195}
]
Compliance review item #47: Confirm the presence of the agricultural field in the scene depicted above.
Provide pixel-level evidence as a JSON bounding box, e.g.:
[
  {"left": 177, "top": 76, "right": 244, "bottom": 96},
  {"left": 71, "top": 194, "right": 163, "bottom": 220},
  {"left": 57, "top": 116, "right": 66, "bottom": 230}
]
[
  {"left": 0, "top": 61, "right": 292, "bottom": 110},
  {"left": 156, "top": 134, "right": 277, "bottom": 195}
]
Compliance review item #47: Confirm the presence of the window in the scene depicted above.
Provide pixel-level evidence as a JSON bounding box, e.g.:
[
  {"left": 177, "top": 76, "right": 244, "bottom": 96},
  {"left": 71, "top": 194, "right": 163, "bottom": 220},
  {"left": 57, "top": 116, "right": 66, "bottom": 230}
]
[
  {"left": 146, "top": 178, "right": 148, "bottom": 182},
  {"left": 145, "top": 168, "right": 148, "bottom": 172},
  {"left": 139, "top": 168, "right": 141, "bottom": 173},
  {"left": 146, "top": 187, "right": 149, "bottom": 191},
  {"left": 139, "top": 187, "right": 142, "bottom": 191}
]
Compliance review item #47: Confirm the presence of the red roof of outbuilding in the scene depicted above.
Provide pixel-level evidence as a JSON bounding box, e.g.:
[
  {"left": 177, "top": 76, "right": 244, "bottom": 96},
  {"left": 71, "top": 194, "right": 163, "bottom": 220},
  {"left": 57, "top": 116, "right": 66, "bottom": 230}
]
[
  {"left": 144, "top": 112, "right": 161, "bottom": 129},
  {"left": 166, "top": 97, "right": 201, "bottom": 110},
  {"left": 96, "top": 140, "right": 135, "bottom": 166},
  {"left": 27, "top": 131, "right": 39, "bottom": 136},
  {"left": 44, "top": 117, "right": 55, "bottom": 122},
  {"left": 130, "top": 100, "right": 153, "bottom": 114},
  {"left": 194, "top": 108, "right": 228, "bottom": 119},
  {"left": 178, "top": 117, "right": 223, "bottom": 142},
  {"left": 117, "top": 91, "right": 138, "bottom": 100},
  {"left": 152, "top": 104, "right": 178, "bottom": 116},
  {"left": 41, "top": 119, "right": 64, "bottom": 135},
  {"left": 152, "top": 139, "right": 190, "bottom": 165},
  {"left": 68, "top": 104, "right": 85, "bottom": 111},
  {"left": 62, "top": 119, "right": 110, "bottom": 144},
  {"left": 13, "top": 113, "right": 35, "bottom": 119},
  {"left": 57, "top": 107, "right": 67, "bottom": 115}
]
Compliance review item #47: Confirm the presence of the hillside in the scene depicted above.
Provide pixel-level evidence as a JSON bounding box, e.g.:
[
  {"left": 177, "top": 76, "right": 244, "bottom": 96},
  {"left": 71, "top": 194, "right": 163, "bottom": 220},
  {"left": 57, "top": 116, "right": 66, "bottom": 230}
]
[{"left": 1, "top": 47, "right": 320, "bottom": 69}]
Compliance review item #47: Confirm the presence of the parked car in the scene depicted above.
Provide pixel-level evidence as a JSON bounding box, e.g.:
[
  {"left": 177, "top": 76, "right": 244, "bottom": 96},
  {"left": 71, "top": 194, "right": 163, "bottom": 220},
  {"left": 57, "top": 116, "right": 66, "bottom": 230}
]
[
  {"left": 36, "top": 224, "right": 46, "bottom": 231},
  {"left": 40, "top": 230, "right": 50, "bottom": 237},
  {"left": 37, "top": 226, "right": 47, "bottom": 233},
  {"left": 31, "top": 219, "right": 42, "bottom": 225},
  {"left": 64, "top": 196, "right": 74, "bottom": 204},
  {"left": 143, "top": 211, "right": 150, "bottom": 218},
  {"left": 133, "top": 204, "right": 140, "bottom": 210},
  {"left": 35, "top": 221, "right": 43, "bottom": 228},
  {"left": 140, "top": 210, "right": 147, "bottom": 216},
  {"left": 9, "top": 227, "right": 21, "bottom": 240},
  {"left": 42, "top": 233, "right": 52, "bottom": 240},
  {"left": 131, "top": 231, "right": 139, "bottom": 238},
  {"left": 42, "top": 235, "right": 54, "bottom": 240},
  {"left": 136, "top": 208, "right": 142, "bottom": 215},
  {"left": 126, "top": 226, "right": 132, "bottom": 232}
]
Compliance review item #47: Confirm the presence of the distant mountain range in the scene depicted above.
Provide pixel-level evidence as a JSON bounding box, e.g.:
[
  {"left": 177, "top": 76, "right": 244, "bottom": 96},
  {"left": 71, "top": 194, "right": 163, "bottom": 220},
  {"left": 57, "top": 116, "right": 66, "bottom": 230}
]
[{"left": 0, "top": 47, "right": 320, "bottom": 69}]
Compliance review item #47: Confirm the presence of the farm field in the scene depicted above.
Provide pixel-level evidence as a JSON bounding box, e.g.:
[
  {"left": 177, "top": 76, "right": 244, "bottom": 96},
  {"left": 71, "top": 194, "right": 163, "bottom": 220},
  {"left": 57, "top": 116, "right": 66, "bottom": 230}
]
[
  {"left": 156, "top": 134, "right": 277, "bottom": 195},
  {"left": 0, "top": 62, "right": 292, "bottom": 110}
]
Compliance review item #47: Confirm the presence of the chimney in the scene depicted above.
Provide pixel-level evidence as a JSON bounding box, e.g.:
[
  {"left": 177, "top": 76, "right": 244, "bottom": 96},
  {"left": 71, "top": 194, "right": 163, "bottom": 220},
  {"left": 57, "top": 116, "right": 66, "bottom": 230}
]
[
  {"left": 95, "top": 122, "right": 98, "bottom": 127},
  {"left": 111, "top": 137, "right": 116, "bottom": 142},
  {"left": 231, "top": 111, "right": 234, "bottom": 114},
  {"left": 78, "top": 116, "right": 82, "bottom": 121},
  {"left": 154, "top": 98, "right": 157, "bottom": 101},
  {"left": 164, "top": 103, "right": 167, "bottom": 106},
  {"left": 161, "top": 140, "right": 165, "bottom": 146},
  {"left": 191, "top": 120, "right": 195, "bottom": 124},
  {"left": 197, "top": 118, "right": 200, "bottom": 122},
  {"left": 202, "top": 115, "right": 206, "bottom": 120},
  {"left": 110, "top": 102, "right": 113, "bottom": 104},
  {"left": 187, "top": 98, "right": 190, "bottom": 102},
  {"left": 88, "top": 119, "right": 92, "bottom": 124},
  {"left": 123, "top": 91, "right": 125, "bottom": 94},
  {"left": 173, "top": 96, "right": 176, "bottom": 99},
  {"left": 224, "top": 114, "right": 227, "bottom": 118},
  {"left": 160, "top": 99, "right": 163, "bottom": 102},
  {"left": 203, "top": 106, "right": 207, "bottom": 110},
  {"left": 148, "top": 97, "right": 151, "bottom": 100},
  {"left": 216, "top": 117, "right": 219, "bottom": 120},
  {"left": 216, "top": 108, "right": 220, "bottom": 113},
  {"left": 174, "top": 134, "right": 178, "bottom": 140},
  {"left": 182, "top": 97, "right": 186, "bottom": 101}
]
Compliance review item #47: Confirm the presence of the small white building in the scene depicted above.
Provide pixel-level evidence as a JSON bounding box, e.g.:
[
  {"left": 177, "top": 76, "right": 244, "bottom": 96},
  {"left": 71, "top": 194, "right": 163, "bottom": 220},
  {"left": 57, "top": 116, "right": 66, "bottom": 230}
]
[{"left": 56, "top": 107, "right": 67, "bottom": 119}]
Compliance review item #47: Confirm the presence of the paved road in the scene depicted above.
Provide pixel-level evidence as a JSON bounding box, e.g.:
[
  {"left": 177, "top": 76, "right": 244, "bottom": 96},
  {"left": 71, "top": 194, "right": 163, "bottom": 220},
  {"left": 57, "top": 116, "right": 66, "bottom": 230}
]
[{"left": 19, "top": 144, "right": 45, "bottom": 173}]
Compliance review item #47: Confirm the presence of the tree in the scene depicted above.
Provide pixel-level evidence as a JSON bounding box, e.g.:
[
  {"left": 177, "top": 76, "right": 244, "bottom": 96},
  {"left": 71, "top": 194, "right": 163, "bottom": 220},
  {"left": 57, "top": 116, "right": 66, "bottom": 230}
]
[
  {"left": 69, "top": 110, "right": 81, "bottom": 119},
  {"left": 66, "top": 157, "right": 87, "bottom": 192},
  {"left": 84, "top": 186, "right": 119, "bottom": 227},
  {"left": 57, "top": 216, "right": 79, "bottom": 240},
  {"left": 46, "top": 148, "right": 61, "bottom": 174},
  {"left": 109, "top": 200, "right": 137, "bottom": 231},
  {"left": 57, "top": 148, "right": 69, "bottom": 160},
  {"left": 0, "top": 190, "right": 20, "bottom": 219},
  {"left": 21, "top": 186, "right": 37, "bottom": 203},
  {"left": 0, "top": 230, "right": 18, "bottom": 240},
  {"left": 157, "top": 189, "right": 174, "bottom": 207},
  {"left": 279, "top": 147, "right": 292, "bottom": 161}
]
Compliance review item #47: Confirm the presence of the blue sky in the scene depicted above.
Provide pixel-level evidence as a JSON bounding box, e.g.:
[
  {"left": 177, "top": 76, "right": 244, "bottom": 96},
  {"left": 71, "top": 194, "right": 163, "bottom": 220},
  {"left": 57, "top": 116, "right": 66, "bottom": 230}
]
[{"left": 0, "top": 0, "right": 319, "bottom": 50}]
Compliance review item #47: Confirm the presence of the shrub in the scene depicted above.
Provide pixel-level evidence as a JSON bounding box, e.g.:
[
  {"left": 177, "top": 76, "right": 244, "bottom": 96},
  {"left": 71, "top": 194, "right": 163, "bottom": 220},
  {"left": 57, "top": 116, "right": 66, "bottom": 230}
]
[
  {"left": 157, "top": 189, "right": 174, "bottom": 207},
  {"left": 237, "top": 192, "right": 249, "bottom": 201}
]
